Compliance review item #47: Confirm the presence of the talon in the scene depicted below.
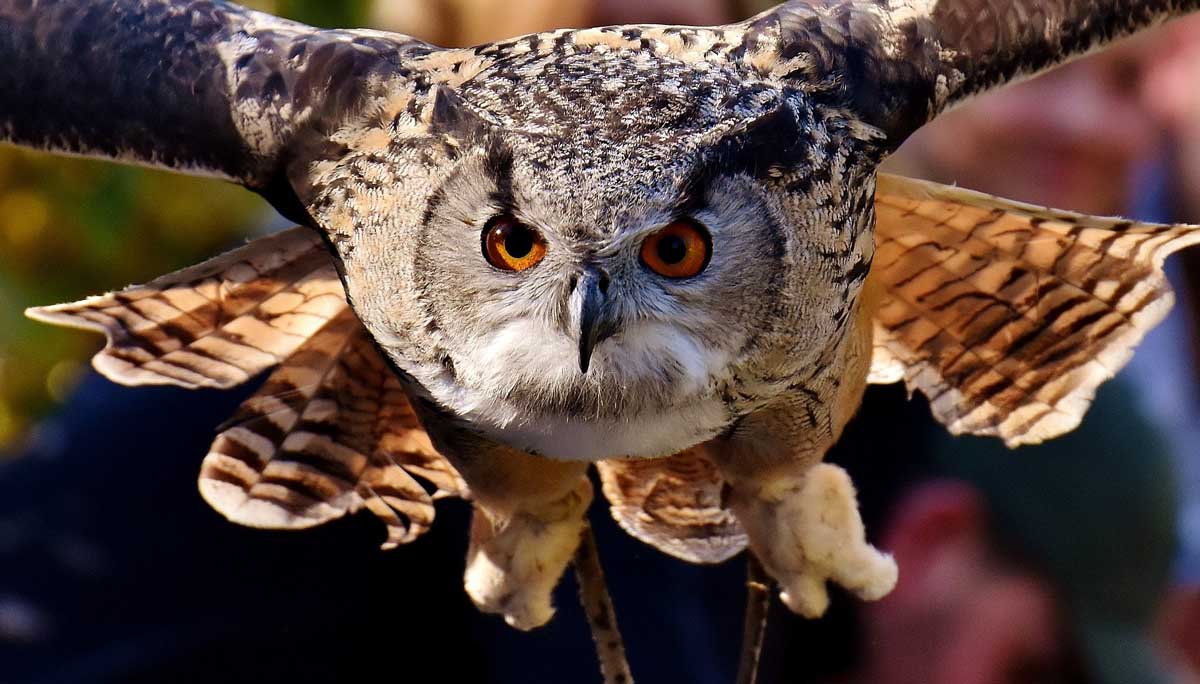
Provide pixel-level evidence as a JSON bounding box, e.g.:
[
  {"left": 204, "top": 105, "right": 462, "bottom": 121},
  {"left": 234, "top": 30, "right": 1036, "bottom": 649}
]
[{"left": 780, "top": 574, "right": 830, "bottom": 618}]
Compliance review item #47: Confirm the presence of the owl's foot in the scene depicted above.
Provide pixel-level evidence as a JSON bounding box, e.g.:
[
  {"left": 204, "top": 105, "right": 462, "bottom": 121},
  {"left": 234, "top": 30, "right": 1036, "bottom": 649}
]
[
  {"left": 464, "top": 478, "right": 593, "bottom": 630},
  {"left": 733, "top": 462, "right": 897, "bottom": 618}
]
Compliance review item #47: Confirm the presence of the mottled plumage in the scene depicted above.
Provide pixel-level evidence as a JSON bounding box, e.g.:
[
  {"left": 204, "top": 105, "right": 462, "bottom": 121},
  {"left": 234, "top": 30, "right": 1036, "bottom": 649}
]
[{"left": 6, "top": 0, "right": 1200, "bottom": 631}]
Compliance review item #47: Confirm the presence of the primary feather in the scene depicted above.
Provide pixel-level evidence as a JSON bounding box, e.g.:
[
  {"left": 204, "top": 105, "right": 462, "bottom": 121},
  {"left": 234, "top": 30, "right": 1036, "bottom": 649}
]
[
  {"left": 25, "top": 228, "right": 342, "bottom": 389},
  {"left": 870, "top": 174, "right": 1200, "bottom": 446}
]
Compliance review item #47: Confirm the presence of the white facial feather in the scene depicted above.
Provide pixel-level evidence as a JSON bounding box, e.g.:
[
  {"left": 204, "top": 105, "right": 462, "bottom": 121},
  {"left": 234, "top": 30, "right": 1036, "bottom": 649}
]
[
  {"left": 407, "top": 316, "right": 734, "bottom": 460},
  {"left": 339, "top": 62, "right": 826, "bottom": 465}
]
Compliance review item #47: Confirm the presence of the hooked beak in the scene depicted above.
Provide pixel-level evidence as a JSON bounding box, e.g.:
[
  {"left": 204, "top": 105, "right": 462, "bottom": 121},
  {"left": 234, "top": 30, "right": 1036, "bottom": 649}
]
[{"left": 575, "top": 269, "right": 617, "bottom": 374}]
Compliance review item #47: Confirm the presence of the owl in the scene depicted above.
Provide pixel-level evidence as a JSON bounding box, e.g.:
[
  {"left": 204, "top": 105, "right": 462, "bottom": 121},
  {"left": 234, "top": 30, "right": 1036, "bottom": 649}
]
[{"left": 4, "top": 0, "right": 1200, "bottom": 634}]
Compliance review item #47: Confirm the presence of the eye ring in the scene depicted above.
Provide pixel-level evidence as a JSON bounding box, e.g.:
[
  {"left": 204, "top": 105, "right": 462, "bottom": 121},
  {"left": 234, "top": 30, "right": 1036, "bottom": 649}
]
[
  {"left": 482, "top": 215, "right": 547, "bottom": 272},
  {"left": 640, "top": 219, "right": 711, "bottom": 279}
]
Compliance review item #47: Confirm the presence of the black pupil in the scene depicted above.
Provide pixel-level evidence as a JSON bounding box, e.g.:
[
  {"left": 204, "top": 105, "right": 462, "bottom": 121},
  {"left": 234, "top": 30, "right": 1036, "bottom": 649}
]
[
  {"left": 656, "top": 234, "right": 688, "bottom": 264},
  {"left": 502, "top": 224, "right": 534, "bottom": 259}
]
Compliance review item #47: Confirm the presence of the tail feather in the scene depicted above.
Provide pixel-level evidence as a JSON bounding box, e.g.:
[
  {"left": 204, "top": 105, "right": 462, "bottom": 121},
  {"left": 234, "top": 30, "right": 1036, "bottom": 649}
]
[{"left": 597, "top": 449, "right": 746, "bottom": 564}]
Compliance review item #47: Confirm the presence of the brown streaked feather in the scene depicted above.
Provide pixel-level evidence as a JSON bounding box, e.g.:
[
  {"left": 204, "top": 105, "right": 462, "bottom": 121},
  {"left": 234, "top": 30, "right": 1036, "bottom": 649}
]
[
  {"left": 26, "top": 228, "right": 344, "bottom": 390},
  {"left": 596, "top": 449, "right": 746, "bottom": 564},
  {"left": 200, "top": 307, "right": 467, "bottom": 549},
  {"left": 868, "top": 173, "right": 1200, "bottom": 446}
]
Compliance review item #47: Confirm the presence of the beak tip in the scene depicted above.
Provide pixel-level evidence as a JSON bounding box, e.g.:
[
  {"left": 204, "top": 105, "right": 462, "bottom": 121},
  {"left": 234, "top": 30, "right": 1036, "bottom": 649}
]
[{"left": 574, "top": 268, "right": 613, "bottom": 376}]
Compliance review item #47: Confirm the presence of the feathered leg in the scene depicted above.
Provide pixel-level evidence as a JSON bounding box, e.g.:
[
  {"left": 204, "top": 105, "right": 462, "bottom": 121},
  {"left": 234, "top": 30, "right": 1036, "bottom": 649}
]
[
  {"left": 447, "top": 442, "right": 592, "bottom": 630},
  {"left": 708, "top": 290, "right": 896, "bottom": 617},
  {"left": 721, "top": 459, "right": 896, "bottom": 617}
]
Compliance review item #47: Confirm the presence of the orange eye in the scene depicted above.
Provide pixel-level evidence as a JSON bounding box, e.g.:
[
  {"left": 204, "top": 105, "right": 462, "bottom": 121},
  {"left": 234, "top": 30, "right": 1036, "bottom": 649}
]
[
  {"left": 482, "top": 215, "right": 547, "bottom": 272},
  {"left": 640, "top": 219, "right": 711, "bottom": 279}
]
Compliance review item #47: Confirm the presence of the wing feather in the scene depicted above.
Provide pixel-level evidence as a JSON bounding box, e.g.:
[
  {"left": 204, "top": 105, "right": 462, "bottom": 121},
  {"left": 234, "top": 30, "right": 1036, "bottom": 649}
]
[
  {"left": 749, "top": 0, "right": 1200, "bottom": 145},
  {"left": 0, "top": 0, "right": 438, "bottom": 190},
  {"left": 869, "top": 173, "right": 1200, "bottom": 446},
  {"left": 26, "top": 228, "right": 343, "bottom": 389},
  {"left": 199, "top": 307, "right": 467, "bottom": 549}
]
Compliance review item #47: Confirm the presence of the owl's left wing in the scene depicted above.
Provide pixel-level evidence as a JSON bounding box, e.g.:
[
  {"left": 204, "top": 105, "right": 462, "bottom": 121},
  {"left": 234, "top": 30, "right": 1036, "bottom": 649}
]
[
  {"left": 867, "top": 173, "right": 1200, "bottom": 446},
  {"left": 746, "top": 0, "right": 1200, "bottom": 149},
  {"left": 596, "top": 450, "right": 746, "bottom": 564}
]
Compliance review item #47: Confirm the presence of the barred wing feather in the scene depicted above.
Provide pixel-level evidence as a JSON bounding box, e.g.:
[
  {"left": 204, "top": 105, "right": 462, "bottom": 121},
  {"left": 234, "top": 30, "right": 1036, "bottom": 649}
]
[
  {"left": 26, "top": 227, "right": 342, "bottom": 389},
  {"left": 869, "top": 173, "right": 1200, "bottom": 446},
  {"left": 28, "top": 227, "right": 467, "bottom": 547},
  {"left": 199, "top": 307, "right": 467, "bottom": 549}
]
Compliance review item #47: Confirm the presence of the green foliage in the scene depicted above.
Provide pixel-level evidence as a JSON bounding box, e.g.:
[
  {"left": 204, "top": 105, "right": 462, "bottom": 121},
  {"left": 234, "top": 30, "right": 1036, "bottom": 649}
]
[
  {"left": 0, "top": 151, "right": 265, "bottom": 448},
  {"left": 274, "top": 0, "right": 374, "bottom": 27}
]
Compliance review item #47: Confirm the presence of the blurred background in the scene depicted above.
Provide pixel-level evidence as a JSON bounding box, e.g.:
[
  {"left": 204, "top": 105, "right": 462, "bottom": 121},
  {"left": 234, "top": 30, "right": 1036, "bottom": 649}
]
[
  {"left": 0, "top": 1, "right": 368, "bottom": 449},
  {"left": 1, "top": 1, "right": 1199, "bottom": 683}
]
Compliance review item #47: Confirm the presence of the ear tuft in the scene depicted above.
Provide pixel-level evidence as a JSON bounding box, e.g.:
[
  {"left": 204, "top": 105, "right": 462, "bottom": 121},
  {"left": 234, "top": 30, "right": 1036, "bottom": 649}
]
[
  {"left": 704, "top": 99, "right": 806, "bottom": 180},
  {"left": 429, "top": 85, "right": 491, "bottom": 141}
]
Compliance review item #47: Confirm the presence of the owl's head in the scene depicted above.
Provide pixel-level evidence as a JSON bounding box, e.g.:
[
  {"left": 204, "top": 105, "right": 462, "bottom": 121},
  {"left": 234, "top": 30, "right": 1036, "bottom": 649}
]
[{"left": 316, "top": 45, "right": 882, "bottom": 460}]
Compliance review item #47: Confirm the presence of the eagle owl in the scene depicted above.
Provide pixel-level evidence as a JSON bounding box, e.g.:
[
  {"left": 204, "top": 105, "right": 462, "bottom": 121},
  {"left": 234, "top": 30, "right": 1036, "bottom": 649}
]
[{"left": 4, "top": 0, "right": 1200, "bottom": 630}]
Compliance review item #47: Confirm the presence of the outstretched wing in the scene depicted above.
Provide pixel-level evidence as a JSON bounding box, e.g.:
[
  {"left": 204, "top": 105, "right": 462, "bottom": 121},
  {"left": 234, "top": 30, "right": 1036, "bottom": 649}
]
[
  {"left": 0, "top": 0, "right": 442, "bottom": 218},
  {"left": 26, "top": 228, "right": 344, "bottom": 389},
  {"left": 200, "top": 307, "right": 468, "bottom": 549},
  {"left": 597, "top": 450, "right": 746, "bottom": 564},
  {"left": 868, "top": 173, "right": 1200, "bottom": 446},
  {"left": 744, "top": 0, "right": 1200, "bottom": 147},
  {"left": 28, "top": 224, "right": 467, "bottom": 545}
]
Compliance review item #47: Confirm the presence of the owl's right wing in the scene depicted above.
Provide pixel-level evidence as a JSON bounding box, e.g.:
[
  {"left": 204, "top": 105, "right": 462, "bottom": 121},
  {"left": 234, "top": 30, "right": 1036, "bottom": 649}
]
[
  {"left": 867, "top": 174, "right": 1200, "bottom": 447},
  {"left": 201, "top": 306, "right": 468, "bottom": 549},
  {"left": 26, "top": 227, "right": 344, "bottom": 389},
  {"left": 0, "top": 0, "right": 440, "bottom": 219},
  {"left": 28, "top": 227, "right": 468, "bottom": 546}
]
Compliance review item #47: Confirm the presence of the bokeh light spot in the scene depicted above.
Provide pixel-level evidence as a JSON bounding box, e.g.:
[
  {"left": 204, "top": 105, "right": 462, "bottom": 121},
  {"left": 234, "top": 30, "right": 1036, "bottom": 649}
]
[
  {"left": 45, "top": 360, "right": 84, "bottom": 404},
  {"left": 0, "top": 191, "right": 50, "bottom": 247}
]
